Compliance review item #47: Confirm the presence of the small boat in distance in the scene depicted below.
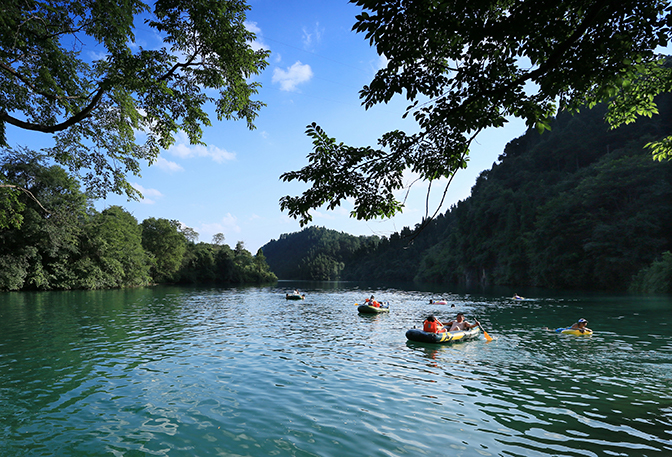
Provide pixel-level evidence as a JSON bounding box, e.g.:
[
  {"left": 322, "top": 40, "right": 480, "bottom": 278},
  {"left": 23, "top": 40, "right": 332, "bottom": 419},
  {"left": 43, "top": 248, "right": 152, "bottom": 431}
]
[
  {"left": 357, "top": 302, "right": 390, "bottom": 313},
  {"left": 285, "top": 290, "right": 305, "bottom": 300}
]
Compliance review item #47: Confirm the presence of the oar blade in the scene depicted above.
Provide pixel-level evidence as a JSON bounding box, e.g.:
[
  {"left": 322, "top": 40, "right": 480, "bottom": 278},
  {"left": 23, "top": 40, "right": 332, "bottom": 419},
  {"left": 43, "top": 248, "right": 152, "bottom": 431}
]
[{"left": 476, "top": 319, "right": 494, "bottom": 342}]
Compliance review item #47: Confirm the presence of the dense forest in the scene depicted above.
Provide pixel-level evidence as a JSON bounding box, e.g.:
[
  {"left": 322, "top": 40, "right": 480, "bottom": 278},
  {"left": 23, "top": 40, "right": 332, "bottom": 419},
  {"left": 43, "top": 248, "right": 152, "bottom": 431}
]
[
  {"left": 262, "top": 99, "right": 672, "bottom": 293},
  {"left": 261, "top": 227, "right": 380, "bottom": 280},
  {"left": 0, "top": 151, "right": 276, "bottom": 291}
]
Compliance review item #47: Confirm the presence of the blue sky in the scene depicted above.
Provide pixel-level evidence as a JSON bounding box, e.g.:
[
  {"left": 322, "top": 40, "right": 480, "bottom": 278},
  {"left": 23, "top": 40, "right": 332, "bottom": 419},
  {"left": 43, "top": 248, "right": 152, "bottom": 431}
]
[{"left": 9, "top": 1, "right": 527, "bottom": 253}]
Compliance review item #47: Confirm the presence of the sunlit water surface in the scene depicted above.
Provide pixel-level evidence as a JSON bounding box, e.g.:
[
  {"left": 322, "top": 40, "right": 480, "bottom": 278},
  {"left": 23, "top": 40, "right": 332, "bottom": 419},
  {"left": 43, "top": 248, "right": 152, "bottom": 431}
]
[{"left": 1, "top": 283, "right": 671, "bottom": 456}]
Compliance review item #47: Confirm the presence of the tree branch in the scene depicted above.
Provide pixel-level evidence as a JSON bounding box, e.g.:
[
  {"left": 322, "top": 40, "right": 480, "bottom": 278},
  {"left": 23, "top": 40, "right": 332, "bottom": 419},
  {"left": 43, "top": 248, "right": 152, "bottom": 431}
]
[
  {"left": 158, "top": 50, "right": 200, "bottom": 82},
  {"left": 0, "top": 59, "right": 89, "bottom": 102},
  {"left": 0, "top": 85, "right": 106, "bottom": 133},
  {"left": 0, "top": 183, "right": 50, "bottom": 214},
  {"left": 0, "top": 46, "right": 200, "bottom": 134}
]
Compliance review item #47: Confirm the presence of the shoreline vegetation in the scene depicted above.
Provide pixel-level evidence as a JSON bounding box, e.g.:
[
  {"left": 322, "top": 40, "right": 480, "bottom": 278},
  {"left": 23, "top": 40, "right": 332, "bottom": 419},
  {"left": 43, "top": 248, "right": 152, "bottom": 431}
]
[{"left": 0, "top": 158, "right": 277, "bottom": 291}]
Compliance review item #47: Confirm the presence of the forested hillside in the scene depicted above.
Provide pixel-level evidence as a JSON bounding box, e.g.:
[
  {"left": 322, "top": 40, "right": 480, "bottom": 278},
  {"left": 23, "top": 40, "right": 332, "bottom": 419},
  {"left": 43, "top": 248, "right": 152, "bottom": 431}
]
[
  {"left": 416, "top": 99, "right": 672, "bottom": 291},
  {"left": 0, "top": 152, "right": 276, "bottom": 291},
  {"left": 261, "top": 226, "right": 380, "bottom": 280},
  {"left": 263, "top": 99, "right": 672, "bottom": 292}
]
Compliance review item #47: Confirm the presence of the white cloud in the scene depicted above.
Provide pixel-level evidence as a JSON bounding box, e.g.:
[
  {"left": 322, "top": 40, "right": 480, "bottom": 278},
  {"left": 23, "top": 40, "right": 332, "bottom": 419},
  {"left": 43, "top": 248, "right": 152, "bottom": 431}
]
[
  {"left": 302, "top": 23, "right": 323, "bottom": 49},
  {"left": 132, "top": 183, "right": 163, "bottom": 204},
  {"left": 198, "top": 214, "right": 242, "bottom": 244},
  {"left": 155, "top": 156, "right": 184, "bottom": 173},
  {"left": 167, "top": 131, "right": 236, "bottom": 163},
  {"left": 312, "top": 210, "right": 336, "bottom": 220},
  {"left": 220, "top": 213, "right": 241, "bottom": 233},
  {"left": 245, "top": 20, "right": 261, "bottom": 35},
  {"left": 272, "top": 61, "right": 313, "bottom": 91},
  {"left": 88, "top": 50, "right": 108, "bottom": 61},
  {"left": 375, "top": 54, "right": 389, "bottom": 71},
  {"left": 245, "top": 21, "right": 270, "bottom": 52}
]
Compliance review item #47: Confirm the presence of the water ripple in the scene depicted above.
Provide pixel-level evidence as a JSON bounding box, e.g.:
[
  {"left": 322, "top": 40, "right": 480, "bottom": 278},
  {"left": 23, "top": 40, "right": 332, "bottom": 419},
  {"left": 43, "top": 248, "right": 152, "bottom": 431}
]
[{"left": 1, "top": 286, "right": 671, "bottom": 456}]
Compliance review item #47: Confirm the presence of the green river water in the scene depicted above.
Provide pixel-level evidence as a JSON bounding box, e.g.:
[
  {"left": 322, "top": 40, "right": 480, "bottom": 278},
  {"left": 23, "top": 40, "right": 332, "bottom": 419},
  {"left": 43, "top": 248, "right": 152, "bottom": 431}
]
[{"left": 0, "top": 282, "right": 670, "bottom": 456}]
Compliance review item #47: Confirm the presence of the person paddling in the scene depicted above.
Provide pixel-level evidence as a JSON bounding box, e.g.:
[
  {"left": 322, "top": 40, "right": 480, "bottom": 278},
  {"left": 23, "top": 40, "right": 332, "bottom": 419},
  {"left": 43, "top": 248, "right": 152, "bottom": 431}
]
[
  {"left": 568, "top": 318, "right": 591, "bottom": 333},
  {"left": 444, "top": 312, "right": 480, "bottom": 331},
  {"left": 424, "top": 313, "right": 480, "bottom": 333},
  {"left": 543, "top": 318, "right": 592, "bottom": 333}
]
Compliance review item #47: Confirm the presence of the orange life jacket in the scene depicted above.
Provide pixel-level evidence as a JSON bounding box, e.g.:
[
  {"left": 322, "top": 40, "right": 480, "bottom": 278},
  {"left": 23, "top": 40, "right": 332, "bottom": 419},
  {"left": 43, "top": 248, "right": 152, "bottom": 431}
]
[
  {"left": 423, "top": 320, "right": 444, "bottom": 333},
  {"left": 366, "top": 298, "right": 380, "bottom": 307}
]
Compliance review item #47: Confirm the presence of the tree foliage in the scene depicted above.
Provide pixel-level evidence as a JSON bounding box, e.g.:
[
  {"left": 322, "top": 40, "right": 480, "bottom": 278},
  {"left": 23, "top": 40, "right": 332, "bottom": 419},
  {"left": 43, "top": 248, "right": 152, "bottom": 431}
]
[
  {"left": 141, "top": 217, "right": 187, "bottom": 283},
  {"left": 270, "top": 96, "right": 672, "bottom": 291},
  {"left": 416, "top": 100, "right": 672, "bottom": 290},
  {"left": 281, "top": 0, "right": 672, "bottom": 225},
  {"left": 175, "top": 241, "right": 276, "bottom": 284},
  {"left": 0, "top": 150, "right": 87, "bottom": 289},
  {"left": 0, "top": 0, "right": 268, "bottom": 204},
  {"left": 0, "top": 156, "right": 276, "bottom": 291},
  {"left": 262, "top": 226, "right": 380, "bottom": 280},
  {"left": 630, "top": 251, "right": 672, "bottom": 293},
  {"left": 79, "top": 206, "right": 152, "bottom": 288}
]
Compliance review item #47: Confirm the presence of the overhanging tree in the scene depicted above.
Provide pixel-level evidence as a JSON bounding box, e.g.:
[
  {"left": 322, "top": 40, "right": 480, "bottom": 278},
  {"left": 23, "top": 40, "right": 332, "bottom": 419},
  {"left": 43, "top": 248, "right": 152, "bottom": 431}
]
[
  {"left": 280, "top": 0, "right": 672, "bottom": 226},
  {"left": 1, "top": 0, "right": 268, "bottom": 224}
]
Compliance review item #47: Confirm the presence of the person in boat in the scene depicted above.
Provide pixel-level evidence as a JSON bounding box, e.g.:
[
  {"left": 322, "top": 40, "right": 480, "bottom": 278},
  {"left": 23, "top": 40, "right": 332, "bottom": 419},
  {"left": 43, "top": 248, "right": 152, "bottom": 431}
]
[
  {"left": 513, "top": 293, "right": 524, "bottom": 299},
  {"left": 365, "top": 295, "right": 380, "bottom": 307},
  {"left": 423, "top": 315, "right": 446, "bottom": 333},
  {"left": 569, "top": 318, "right": 591, "bottom": 333},
  {"left": 286, "top": 290, "right": 305, "bottom": 299},
  {"left": 444, "top": 312, "right": 480, "bottom": 332}
]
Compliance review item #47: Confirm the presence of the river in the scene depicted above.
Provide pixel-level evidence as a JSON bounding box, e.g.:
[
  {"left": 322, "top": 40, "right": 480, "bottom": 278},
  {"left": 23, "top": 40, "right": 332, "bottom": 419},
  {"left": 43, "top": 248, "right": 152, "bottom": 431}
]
[{"left": 0, "top": 282, "right": 670, "bottom": 456}]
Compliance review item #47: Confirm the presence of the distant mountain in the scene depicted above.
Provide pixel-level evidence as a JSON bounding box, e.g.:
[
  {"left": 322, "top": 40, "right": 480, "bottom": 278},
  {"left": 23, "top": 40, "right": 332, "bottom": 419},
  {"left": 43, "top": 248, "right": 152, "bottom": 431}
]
[{"left": 261, "top": 226, "right": 380, "bottom": 280}]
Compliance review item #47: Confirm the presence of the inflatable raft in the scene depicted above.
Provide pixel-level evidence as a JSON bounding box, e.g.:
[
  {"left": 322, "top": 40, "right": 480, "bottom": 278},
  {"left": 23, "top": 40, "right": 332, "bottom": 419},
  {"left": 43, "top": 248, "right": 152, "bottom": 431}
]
[
  {"left": 556, "top": 327, "right": 593, "bottom": 336},
  {"left": 357, "top": 303, "right": 390, "bottom": 313},
  {"left": 406, "top": 326, "right": 481, "bottom": 344},
  {"left": 285, "top": 293, "right": 305, "bottom": 300}
]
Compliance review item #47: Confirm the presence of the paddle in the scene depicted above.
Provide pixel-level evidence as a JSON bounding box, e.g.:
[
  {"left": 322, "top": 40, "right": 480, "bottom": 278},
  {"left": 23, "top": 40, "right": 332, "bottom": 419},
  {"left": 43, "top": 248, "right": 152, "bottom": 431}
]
[{"left": 476, "top": 319, "right": 493, "bottom": 342}]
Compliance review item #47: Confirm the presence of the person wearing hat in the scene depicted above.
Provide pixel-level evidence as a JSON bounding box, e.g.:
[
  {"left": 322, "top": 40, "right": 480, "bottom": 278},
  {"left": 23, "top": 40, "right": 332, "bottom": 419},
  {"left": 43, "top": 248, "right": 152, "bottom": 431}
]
[{"left": 569, "top": 318, "right": 591, "bottom": 333}]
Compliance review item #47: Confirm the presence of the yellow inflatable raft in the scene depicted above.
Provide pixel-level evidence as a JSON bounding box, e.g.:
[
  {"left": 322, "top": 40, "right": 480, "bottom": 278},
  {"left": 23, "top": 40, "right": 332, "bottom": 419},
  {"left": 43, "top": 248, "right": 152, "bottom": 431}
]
[{"left": 556, "top": 328, "right": 593, "bottom": 336}]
